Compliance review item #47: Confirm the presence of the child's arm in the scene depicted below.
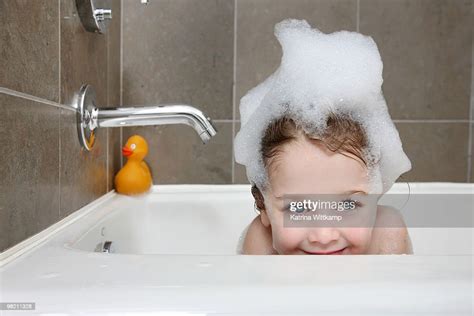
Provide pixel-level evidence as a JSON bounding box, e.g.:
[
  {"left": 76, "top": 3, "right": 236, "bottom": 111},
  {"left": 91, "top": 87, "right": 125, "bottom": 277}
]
[
  {"left": 369, "top": 205, "right": 413, "bottom": 254},
  {"left": 242, "top": 215, "right": 278, "bottom": 255}
]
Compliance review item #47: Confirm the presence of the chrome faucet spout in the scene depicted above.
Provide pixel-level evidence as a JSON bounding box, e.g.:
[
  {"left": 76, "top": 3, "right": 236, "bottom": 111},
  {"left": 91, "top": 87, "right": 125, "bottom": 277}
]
[
  {"left": 74, "top": 84, "right": 217, "bottom": 151},
  {"left": 97, "top": 105, "right": 217, "bottom": 143}
]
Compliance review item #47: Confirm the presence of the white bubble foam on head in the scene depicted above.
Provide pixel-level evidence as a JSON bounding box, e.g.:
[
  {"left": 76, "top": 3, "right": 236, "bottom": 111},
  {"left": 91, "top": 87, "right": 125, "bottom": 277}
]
[{"left": 234, "top": 19, "right": 412, "bottom": 194}]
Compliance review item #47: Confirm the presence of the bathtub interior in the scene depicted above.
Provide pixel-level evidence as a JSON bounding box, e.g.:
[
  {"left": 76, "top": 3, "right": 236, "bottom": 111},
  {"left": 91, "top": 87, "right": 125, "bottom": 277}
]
[
  {"left": 69, "top": 185, "right": 473, "bottom": 256},
  {"left": 70, "top": 188, "right": 256, "bottom": 255}
]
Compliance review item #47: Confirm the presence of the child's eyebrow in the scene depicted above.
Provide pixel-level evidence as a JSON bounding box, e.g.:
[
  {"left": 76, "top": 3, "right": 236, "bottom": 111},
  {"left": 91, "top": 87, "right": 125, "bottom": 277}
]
[
  {"left": 273, "top": 190, "right": 368, "bottom": 199},
  {"left": 342, "top": 190, "right": 368, "bottom": 195}
]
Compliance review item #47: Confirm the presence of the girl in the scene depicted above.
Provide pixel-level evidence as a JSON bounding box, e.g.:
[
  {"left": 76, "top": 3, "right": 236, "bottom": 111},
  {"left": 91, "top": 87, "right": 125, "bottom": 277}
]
[
  {"left": 234, "top": 19, "right": 413, "bottom": 255},
  {"left": 239, "top": 114, "right": 413, "bottom": 255}
]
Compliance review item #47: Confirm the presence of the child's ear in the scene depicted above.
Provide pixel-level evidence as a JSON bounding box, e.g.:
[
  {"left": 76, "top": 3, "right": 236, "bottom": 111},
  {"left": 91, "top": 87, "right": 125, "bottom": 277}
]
[
  {"left": 251, "top": 184, "right": 271, "bottom": 227},
  {"left": 260, "top": 209, "right": 271, "bottom": 227}
]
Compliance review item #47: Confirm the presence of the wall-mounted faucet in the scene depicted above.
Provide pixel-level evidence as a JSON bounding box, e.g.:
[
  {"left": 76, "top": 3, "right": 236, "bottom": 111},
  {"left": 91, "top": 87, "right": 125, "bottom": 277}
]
[
  {"left": 74, "top": 85, "right": 217, "bottom": 151},
  {"left": 76, "top": 0, "right": 113, "bottom": 34},
  {"left": 76, "top": 0, "right": 150, "bottom": 34}
]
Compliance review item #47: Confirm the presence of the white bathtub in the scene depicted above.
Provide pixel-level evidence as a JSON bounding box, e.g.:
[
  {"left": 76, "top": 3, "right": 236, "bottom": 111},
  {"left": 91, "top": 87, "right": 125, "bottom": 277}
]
[{"left": 0, "top": 183, "right": 472, "bottom": 315}]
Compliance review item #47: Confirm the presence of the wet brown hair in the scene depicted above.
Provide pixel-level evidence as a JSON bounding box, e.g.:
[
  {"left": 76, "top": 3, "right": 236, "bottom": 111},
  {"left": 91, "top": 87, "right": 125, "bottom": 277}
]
[{"left": 252, "top": 112, "right": 369, "bottom": 212}]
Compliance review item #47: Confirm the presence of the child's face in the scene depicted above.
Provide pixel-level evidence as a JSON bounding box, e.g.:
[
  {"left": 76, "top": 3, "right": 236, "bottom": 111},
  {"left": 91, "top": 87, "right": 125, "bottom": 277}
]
[{"left": 262, "top": 135, "right": 376, "bottom": 255}]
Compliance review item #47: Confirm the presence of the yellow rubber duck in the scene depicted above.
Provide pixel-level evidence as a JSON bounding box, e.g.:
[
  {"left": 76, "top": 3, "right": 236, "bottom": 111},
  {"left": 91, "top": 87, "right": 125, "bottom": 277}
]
[{"left": 114, "top": 135, "right": 153, "bottom": 195}]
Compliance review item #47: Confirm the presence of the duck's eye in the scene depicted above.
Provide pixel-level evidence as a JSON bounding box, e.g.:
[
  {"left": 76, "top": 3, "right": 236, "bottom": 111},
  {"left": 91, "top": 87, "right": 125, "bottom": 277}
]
[{"left": 130, "top": 143, "right": 136, "bottom": 150}]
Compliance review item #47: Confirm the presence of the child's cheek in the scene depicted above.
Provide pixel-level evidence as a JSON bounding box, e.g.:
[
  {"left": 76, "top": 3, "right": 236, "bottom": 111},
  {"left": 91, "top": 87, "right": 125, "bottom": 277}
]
[
  {"left": 272, "top": 226, "right": 305, "bottom": 254},
  {"left": 342, "top": 227, "right": 372, "bottom": 253}
]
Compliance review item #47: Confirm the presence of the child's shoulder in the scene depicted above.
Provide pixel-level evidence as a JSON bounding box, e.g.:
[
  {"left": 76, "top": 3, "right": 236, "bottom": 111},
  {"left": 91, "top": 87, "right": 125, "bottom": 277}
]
[
  {"left": 375, "top": 204, "right": 406, "bottom": 224},
  {"left": 242, "top": 215, "right": 277, "bottom": 255},
  {"left": 369, "top": 205, "right": 413, "bottom": 254}
]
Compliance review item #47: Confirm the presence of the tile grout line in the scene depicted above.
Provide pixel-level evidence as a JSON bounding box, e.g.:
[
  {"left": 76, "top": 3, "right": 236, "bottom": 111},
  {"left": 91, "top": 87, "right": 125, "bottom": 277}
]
[
  {"left": 213, "top": 119, "right": 234, "bottom": 122},
  {"left": 107, "top": 128, "right": 110, "bottom": 191},
  {"left": 120, "top": 0, "right": 124, "bottom": 169},
  {"left": 468, "top": 121, "right": 472, "bottom": 182},
  {"left": 58, "top": 0, "right": 62, "bottom": 218},
  {"left": 356, "top": 0, "right": 360, "bottom": 32},
  {"left": 230, "top": 119, "right": 472, "bottom": 123},
  {"left": 231, "top": 0, "right": 238, "bottom": 184},
  {"left": 58, "top": 109, "right": 62, "bottom": 218},
  {"left": 393, "top": 119, "right": 472, "bottom": 123},
  {"left": 120, "top": 127, "right": 123, "bottom": 167},
  {"left": 106, "top": 14, "right": 110, "bottom": 193},
  {"left": 467, "top": 29, "right": 473, "bottom": 182},
  {"left": 58, "top": 0, "right": 61, "bottom": 105},
  {"left": 105, "top": 16, "right": 108, "bottom": 192},
  {"left": 0, "top": 87, "right": 75, "bottom": 112}
]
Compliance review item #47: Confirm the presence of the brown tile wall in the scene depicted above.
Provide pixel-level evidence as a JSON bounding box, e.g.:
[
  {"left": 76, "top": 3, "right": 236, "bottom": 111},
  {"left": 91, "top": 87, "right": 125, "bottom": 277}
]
[
  {"left": 122, "top": 0, "right": 473, "bottom": 185},
  {"left": 359, "top": 0, "right": 473, "bottom": 184},
  {"left": 0, "top": 0, "right": 121, "bottom": 252},
  {"left": 122, "top": 0, "right": 235, "bottom": 184}
]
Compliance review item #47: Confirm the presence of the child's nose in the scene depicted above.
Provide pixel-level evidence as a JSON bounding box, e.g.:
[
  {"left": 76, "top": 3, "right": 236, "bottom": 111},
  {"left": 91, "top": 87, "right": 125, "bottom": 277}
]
[{"left": 306, "top": 227, "right": 340, "bottom": 245}]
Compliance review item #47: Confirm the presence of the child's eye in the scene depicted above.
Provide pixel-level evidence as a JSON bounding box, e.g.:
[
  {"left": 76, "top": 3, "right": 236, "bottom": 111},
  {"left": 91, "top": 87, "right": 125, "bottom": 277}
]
[
  {"left": 340, "top": 199, "right": 362, "bottom": 211},
  {"left": 282, "top": 203, "right": 304, "bottom": 212}
]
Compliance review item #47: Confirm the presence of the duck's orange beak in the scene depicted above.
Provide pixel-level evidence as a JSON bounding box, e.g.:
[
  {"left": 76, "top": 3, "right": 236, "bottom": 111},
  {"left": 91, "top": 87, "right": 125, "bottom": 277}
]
[{"left": 122, "top": 146, "right": 133, "bottom": 157}]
